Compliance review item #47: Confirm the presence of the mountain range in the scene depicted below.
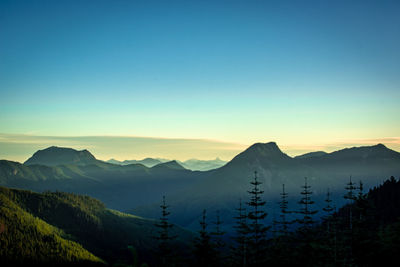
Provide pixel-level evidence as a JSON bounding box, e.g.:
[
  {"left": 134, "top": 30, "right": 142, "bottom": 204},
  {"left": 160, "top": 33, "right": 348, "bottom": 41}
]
[
  {"left": 1, "top": 142, "right": 400, "bottom": 232},
  {"left": 106, "top": 157, "right": 227, "bottom": 171},
  {"left": 106, "top": 158, "right": 169, "bottom": 168}
]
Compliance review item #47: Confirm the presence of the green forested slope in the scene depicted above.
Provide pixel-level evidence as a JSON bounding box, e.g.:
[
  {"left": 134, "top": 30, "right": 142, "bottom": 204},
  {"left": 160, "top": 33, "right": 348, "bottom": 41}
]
[
  {"left": 0, "top": 188, "right": 103, "bottom": 265},
  {"left": 0, "top": 186, "right": 194, "bottom": 266}
]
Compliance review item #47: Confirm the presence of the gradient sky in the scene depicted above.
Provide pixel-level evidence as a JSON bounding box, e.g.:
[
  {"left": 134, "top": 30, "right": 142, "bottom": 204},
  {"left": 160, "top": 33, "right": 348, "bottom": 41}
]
[{"left": 1, "top": 0, "right": 399, "bottom": 161}]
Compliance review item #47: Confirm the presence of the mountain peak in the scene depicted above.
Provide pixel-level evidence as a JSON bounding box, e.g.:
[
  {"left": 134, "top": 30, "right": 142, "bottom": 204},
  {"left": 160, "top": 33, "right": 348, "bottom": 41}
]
[
  {"left": 321, "top": 143, "right": 400, "bottom": 161},
  {"left": 152, "top": 160, "right": 186, "bottom": 170},
  {"left": 374, "top": 143, "right": 387, "bottom": 149},
  {"left": 24, "top": 146, "right": 97, "bottom": 166},
  {"left": 245, "top": 142, "right": 283, "bottom": 155},
  {"left": 226, "top": 141, "right": 291, "bottom": 168}
]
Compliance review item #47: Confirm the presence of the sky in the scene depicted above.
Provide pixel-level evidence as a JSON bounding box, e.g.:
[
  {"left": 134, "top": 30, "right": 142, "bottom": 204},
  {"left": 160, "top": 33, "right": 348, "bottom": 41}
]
[{"left": 1, "top": 0, "right": 399, "bottom": 162}]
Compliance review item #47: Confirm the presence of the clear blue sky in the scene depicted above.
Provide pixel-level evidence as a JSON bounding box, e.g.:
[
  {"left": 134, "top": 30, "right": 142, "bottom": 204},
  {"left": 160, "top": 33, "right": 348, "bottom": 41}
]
[{"left": 1, "top": 0, "right": 399, "bottom": 160}]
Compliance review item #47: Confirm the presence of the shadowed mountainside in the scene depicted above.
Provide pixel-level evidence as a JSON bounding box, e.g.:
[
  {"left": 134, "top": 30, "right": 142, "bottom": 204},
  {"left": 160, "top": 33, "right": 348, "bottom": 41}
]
[
  {"left": 0, "top": 186, "right": 194, "bottom": 266},
  {"left": 1, "top": 143, "right": 400, "bottom": 232},
  {"left": 132, "top": 142, "right": 400, "bottom": 230},
  {"left": 24, "top": 146, "right": 98, "bottom": 166}
]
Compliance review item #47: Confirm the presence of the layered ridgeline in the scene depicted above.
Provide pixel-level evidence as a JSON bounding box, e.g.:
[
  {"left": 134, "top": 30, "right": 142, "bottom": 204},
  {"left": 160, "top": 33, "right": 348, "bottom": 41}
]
[
  {"left": 132, "top": 142, "right": 400, "bottom": 230},
  {"left": 107, "top": 158, "right": 168, "bottom": 168},
  {"left": 107, "top": 157, "right": 227, "bottom": 171},
  {"left": 0, "top": 186, "right": 193, "bottom": 266},
  {"left": 0, "top": 146, "right": 202, "bottom": 210},
  {"left": 1, "top": 143, "right": 400, "bottom": 231}
]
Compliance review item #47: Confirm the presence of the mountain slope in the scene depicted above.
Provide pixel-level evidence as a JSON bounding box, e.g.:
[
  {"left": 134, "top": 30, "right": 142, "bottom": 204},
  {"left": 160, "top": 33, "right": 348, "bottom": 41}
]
[
  {"left": 133, "top": 142, "right": 400, "bottom": 230},
  {"left": 295, "top": 151, "right": 328, "bottom": 159},
  {"left": 0, "top": 186, "right": 194, "bottom": 265},
  {"left": 1, "top": 153, "right": 202, "bottom": 211},
  {"left": 0, "top": 187, "right": 103, "bottom": 266},
  {"left": 24, "top": 146, "right": 98, "bottom": 166},
  {"left": 152, "top": 160, "right": 186, "bottom": 170},
  {"left": 2, "top": 143, "right": 400, "bottom": 233},
  {"left": 295, "top": 144, "right": 400, "bottom": 181}
]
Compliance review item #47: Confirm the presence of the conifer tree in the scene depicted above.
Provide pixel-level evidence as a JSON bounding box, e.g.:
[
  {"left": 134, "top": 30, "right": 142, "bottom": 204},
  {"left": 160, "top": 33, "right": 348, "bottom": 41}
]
[
  {"left": 297, "top": 177, "right": 318, "bottom": 228},
  {"left": 194, "top": 209, "right": 216, "bottom": 267},
  {"left": 270, "top": 184, "right": 294, "bottom": 267},
  {"left": 232, "top": 199, "right": 248, "bottom": 267},
  {"left": 344, "top": 176, "right": 357, "bottom": 230},
  {"left": 275, "top": 184, "right": 291, "bottom": 235},
  {"left": 154, "top": 196, "right": 176, "bottom": 267},
  {"left": 294, "top": 177, "right": 319, "bottom": 267},
  {"left": 355, "top": 180, "right": 367, "bottom": 221},
  {"left": 322, "top": 189, "right": 337, "bottom": 265},
  {"left": 343, "top": 176, "right": 360, "bottom": 266},
  {"left": 211, "top": 210, "right": 225, "bottom": 266},
  {"left": 246, "top": 171, "right": 269, "bottom": 267},
  {"left": 323, "top": 189, "right": 334, "bottom": 233}
]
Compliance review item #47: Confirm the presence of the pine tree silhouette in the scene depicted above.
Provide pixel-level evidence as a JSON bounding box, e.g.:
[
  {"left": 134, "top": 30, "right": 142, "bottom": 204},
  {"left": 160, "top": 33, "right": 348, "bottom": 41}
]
[
  {"left": 297, "top": 177, "right": 318, "bottom": 228},
  {"left": 194, "top": 209, "right": 216, "bottom": 267},
  {"left": 274, "top": 184, "right": 292, "bottom": 235},
  {"left": 322, "top": 189, "right": 337, "bottom": 265},
  {"left": 344, "top": 176, "right": 357, "bottom": 230},
  {"left": 246, "top": 171, "right": 269, "bottom": 267},
  {"left": 232, "top": 199, "right": 248, "bottom": 267},
  {"left": 154, "top": 196, "right": 177, "bottom": 267},
  {"left": 211, "top": 210, "right": 225, "bottom": 266},
  {"left": 323, "top": 189, "right": 335, "bottom": 233}
]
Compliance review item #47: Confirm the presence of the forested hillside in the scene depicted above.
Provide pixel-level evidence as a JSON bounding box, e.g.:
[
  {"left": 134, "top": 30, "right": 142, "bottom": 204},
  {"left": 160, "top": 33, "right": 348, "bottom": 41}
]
[
  {"left": 0, "top": 187, "right": 103, "bottom": 266},
  {"left": 0, "top": 186, "right": 194, "bottom": 266}
]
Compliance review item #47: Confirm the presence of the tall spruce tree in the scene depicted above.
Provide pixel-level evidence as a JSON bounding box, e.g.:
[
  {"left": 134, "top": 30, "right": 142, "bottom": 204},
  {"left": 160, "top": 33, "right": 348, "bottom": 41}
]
[
  {"left": 344, "top": 176, "right": 357, "bottom": 230},
  {"left": 211, "top": 210, "right": 225, "bottom": 266},
  {"left": 154, "top": 196, "right": 177, "bottom": 267},
  {"left": 322, "top": 189, "right": 337, "bottom": 265},
  {"left": 294, "top": 177, "right": 319, "bottom": 267},
  {"left": 343, "top": 176, "right": 359, "bottom": 266},
  {"left": 232, "top": 199, "right": 248, "bottom": 267},
  {"left": 194, "top": 209, "right": 216, "bottom": 267},
  {"left": 297, "top": 177, "right": 318, "bottom": 228},
  {"left": 270, "top": 184, "right": 294, "bottom": 267},
  {"left": 275, "top": 184, "right": 291, "bottom": 235},
  {"left": 246, "top": 171, "right": 269, "bottom": 267},
  {"left": 356, "top": 180, "right": 366, "bottom": 221},
  {"left": 323, "top": 189, "right": 335, "bottom": 233}
]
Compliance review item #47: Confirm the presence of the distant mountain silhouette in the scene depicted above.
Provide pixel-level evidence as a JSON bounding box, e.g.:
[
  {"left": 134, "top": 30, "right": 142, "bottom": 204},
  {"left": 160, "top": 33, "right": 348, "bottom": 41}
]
[
  {"left": 108, "top": 157, "right": 227, "bottom": 171},
  {"left": 178, "top": 158, "right": 227, "bottom": 171},
  {"left": 224, "top": 142, "right": 293, "bottom": 169},
  {"left": 24, "top": 146, "right": 98, "bottom": 166},
  {"left": 306, "top": 143, "right": 399, "bottom": 161},
  {"left": 107, "top": 158, "right": 165, "bottom": 167},
  {"left": 106, "top": 158, "right": 124, "bottom": 165},
  {"left": 0, "top": 148, "right": 200, "bottom": 210},
  {"left": 152, "top": 160, "right": 186, "bottom": 170},
  {"left": 2, "top": 142, "right": 400, "bottom": 232},
  {"left": 295, "top": 151, "right": 328, "bottom": 159}
]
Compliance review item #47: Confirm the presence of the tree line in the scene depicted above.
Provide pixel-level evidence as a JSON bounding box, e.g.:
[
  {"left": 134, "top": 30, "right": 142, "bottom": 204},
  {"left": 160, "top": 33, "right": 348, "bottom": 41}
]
[{"left": 153, "top": 173, "right": 400, "bottom": 267}]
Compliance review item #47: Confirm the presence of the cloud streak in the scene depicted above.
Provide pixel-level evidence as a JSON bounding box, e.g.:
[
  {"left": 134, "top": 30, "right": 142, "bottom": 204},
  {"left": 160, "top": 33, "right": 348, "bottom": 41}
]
[{"left": 0, "top": 133, "right": 247, "bottom": 163}]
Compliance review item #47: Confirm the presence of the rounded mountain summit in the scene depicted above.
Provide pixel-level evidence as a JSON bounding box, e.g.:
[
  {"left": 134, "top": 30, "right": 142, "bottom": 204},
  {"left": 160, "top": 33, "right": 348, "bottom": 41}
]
[{"left": 24, "top": 146, "right": 97, "bottom": 166}]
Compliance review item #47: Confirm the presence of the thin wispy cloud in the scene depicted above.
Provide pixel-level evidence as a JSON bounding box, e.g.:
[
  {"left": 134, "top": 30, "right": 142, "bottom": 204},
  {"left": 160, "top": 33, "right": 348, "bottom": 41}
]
[{"left": 0, "top": 134, "right": 246, "bottom": 163}]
